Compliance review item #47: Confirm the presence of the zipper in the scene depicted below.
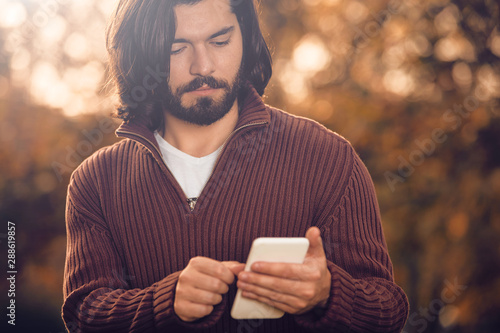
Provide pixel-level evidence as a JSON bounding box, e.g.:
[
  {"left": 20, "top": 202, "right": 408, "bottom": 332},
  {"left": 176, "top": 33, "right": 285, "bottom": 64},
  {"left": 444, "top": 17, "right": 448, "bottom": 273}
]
[
  {"left": 117, "top": 129, "right": 192, "bottom": 212},
  {"left": 117, "top": 120, "right": 269, "bottom": 212}
]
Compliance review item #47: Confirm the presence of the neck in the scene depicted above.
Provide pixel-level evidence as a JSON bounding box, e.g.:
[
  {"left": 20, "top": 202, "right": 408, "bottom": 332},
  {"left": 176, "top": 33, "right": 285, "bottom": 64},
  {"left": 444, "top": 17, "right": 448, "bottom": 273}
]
[{"left": 161, "top": 101, "right": 239, "bottom": 157}]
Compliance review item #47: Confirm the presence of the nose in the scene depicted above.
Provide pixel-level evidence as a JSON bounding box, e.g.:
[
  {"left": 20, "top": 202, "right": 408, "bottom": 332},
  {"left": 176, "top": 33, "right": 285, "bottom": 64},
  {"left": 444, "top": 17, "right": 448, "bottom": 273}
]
[{"left": 190, "top": 46, "right": 215, "bottom": 77}]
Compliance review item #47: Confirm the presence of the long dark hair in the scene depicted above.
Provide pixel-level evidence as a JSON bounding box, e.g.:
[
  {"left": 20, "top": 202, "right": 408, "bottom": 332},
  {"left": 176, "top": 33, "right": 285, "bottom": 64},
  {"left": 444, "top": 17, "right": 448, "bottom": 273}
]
[{"left": 106, "top": 0, "right": 272, "bottom": 130}]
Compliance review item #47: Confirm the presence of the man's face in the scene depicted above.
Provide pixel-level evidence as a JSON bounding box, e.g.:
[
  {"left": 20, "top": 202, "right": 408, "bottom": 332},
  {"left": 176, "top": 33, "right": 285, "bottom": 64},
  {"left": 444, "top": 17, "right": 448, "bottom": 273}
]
[{"left": 163, "top": 0, "right": 244, "bottom": 126}]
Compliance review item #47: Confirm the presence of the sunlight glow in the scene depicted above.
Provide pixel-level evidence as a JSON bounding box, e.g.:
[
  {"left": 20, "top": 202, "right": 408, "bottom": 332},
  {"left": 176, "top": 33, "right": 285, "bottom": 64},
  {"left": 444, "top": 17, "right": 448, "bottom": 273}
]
[
  {"left": 39, "top": 15, "right": 67, "bottom": 46},
  {"left": 0, "top": 1, "right": 27, "bottom": 28},
  {"left": 383, "top": 69, "right": 415, "bottom": 97},
  {"left": 292, "top": 34, "right": 331, "bottom": 74},
  {"left": 452, "top": 62, "right": 472, "bottom": 87},
  {"left": 64, "top": 33, "right": 90, "bottom": 61},
  {"left": 278, "top": 62, "right": 309, "bottom": 104},
  {"left": 434, "top": 5, "right": 460, "bottom": 36},
  {"left": 10, "top": 48, "right": 31, "bottom": 71},
  {"left": 344, "top": 1, "right": 368, "bottom": 24},
  {"left": 439, "top": 305, "right": 460, "bottom": 328},
  {"left": 490, "top": 34, "right": 500, "bottom": 58},
  {"left": 475, "top": 65, "right": 500, "bottom": 100},
  {"left": 63, "top": 61, "right": 104, "bottom": 94},
  {"left": 435, "top": 35, "right": 476, "bottom": 62},
  {"left": 405, "top": 34, "right": 432, "bottom": 57},
  {"left": 31, "top": 61, "right": 71, "bottom": 109}
]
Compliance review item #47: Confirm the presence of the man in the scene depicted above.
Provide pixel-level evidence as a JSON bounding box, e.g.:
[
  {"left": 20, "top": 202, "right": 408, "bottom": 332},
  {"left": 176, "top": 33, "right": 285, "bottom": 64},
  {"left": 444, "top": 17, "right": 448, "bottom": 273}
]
[{"left": 62, "top": 0, "right": 409, "bottom": 332}]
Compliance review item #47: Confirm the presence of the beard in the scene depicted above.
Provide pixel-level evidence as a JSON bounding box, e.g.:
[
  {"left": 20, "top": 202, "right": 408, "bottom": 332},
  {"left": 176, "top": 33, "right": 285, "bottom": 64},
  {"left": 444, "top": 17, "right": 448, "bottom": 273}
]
[{"left": 162, "top": 69, "right": 243, "bottom": 126}]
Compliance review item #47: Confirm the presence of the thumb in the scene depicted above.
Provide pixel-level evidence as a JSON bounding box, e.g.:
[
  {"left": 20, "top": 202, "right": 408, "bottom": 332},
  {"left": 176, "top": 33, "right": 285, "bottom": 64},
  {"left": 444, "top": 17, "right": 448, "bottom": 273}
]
[
  {"left": 305, "top": 227, "right": 326, "bottom": 259},
  {"left": 231, "top": 264, "right": 246, "bottom": 276},
  {"left": 222, "top": 261, "right": 245, "bottom": 276}
]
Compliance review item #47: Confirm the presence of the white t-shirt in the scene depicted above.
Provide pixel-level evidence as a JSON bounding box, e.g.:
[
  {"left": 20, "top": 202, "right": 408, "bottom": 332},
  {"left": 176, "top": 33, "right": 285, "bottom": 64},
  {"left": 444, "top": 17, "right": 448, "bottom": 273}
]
[{"left": 154, "top": 132, "right": 222, "bottom": 199}]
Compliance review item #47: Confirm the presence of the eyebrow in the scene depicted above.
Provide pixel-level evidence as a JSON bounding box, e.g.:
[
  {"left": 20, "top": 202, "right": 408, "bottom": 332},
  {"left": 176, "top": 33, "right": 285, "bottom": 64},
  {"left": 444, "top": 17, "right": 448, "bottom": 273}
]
[{"left": 173, "top": 26, "right": 235, "bottom": 44}]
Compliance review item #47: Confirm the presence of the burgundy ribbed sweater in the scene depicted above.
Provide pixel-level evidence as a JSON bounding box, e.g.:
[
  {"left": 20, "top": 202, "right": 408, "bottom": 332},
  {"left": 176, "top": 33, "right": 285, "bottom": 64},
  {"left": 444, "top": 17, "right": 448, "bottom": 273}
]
[{"left": 62, "top": 85, "right": 409, "bottom": 332}]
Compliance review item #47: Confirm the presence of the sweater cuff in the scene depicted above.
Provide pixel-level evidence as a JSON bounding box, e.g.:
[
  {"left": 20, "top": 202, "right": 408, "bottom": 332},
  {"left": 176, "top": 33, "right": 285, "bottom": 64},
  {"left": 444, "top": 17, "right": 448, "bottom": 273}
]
[
  {"left": 294, "top": 260, "right": 355, "bottom": 331},
  {"left": 152, "top": 271, "right": 227, "bottom": 329}
]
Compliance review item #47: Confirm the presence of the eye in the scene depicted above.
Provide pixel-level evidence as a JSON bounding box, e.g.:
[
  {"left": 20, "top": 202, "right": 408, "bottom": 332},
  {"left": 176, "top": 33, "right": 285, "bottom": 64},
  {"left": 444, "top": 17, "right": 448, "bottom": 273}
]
[
  {"left": 212, "top": 38, "right": 231, "bottom": 47},
  {"left": 171, "top": 46, "right": 186, "bottom": 55}
]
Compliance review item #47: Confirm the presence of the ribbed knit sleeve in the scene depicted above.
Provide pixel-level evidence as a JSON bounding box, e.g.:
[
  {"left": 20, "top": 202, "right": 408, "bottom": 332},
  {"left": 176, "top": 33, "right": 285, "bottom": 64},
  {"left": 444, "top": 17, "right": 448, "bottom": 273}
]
[
  {"left": 62, "top": 148, "right": 225, "bottom": 332},
  {"left": 295, "top": 148, "right": 409, "bottom": 332}
]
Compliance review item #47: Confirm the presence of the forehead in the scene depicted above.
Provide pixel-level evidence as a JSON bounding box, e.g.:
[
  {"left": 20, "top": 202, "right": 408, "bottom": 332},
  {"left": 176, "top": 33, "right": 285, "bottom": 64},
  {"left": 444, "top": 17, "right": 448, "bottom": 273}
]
[{"left": 173, "top": 0, "right": 238, "bottom": 40}]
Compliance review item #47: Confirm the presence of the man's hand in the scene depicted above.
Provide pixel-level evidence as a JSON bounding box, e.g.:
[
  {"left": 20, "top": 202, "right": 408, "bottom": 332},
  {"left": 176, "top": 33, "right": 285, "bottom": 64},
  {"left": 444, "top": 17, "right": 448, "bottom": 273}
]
[
  {"left": 236, "top": 227, "right": 331, "bottom": 315},
  {"left": 174, "top": 257, "right": 241, "bottom": 322}
]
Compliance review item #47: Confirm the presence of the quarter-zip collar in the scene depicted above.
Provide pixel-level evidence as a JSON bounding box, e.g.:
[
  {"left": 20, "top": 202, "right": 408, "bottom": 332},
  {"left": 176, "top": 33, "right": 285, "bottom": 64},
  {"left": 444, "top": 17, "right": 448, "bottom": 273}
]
[
  {"left": 115, "top": 83, "right": 270, "bottom": 213},
  {"left": 115, "top": 83, "right": 271, "bottom": 162}
]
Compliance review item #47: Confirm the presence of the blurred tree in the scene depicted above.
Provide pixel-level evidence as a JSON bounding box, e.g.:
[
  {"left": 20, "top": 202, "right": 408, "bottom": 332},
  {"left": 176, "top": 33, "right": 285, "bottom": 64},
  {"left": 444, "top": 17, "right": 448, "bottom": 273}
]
[{"left": 0, "top": 87, "right": 119, "bottom": 332}]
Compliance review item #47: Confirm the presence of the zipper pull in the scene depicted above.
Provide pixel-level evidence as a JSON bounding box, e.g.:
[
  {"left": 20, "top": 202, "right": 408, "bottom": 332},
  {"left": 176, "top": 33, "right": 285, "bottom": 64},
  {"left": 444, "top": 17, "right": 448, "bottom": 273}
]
[{"left": 187, "top": 198, "right": 198, "bottom": 211}]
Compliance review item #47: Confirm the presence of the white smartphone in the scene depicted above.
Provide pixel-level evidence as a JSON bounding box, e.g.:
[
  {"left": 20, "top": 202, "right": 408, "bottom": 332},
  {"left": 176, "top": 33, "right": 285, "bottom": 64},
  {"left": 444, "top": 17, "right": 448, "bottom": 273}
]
[{"left": 230, "top": 237, "right": 310, "bottom": 319}]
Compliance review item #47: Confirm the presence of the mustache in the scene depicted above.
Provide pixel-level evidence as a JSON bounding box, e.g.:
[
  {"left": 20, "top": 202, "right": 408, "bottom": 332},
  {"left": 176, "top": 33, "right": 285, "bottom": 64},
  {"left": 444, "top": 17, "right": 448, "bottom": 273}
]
[{"left": 177, "top": 76, "right": 230, "bottom": 94}]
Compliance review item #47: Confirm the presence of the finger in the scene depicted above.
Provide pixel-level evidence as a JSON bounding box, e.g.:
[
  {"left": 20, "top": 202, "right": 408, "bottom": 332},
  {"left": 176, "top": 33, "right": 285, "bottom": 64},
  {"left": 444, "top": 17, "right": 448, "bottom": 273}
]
[
  {"left": 237, "top": 279, "right": 304, "bottom": 304},
  {"left": 221, "top": 261, "right": 243, "bottom": 270},
  {"left": 177, "top": 286, "right": 223, "bottom": 306},
  {"left": 239, "top": 290, "right": 302, "bottom": 315},
  {"left": 249, "top": 262, "right": 313, "bottom": 280},
  {"left": 175, "top": 300, "right": 214, "bottom": 322},
  {"left": 190, "top": 257, "right": 235, "bottom": 285},
  {"left": 179, "top": 269, "right": 230, "bottom": 294},
  {"left": 305, "top": 227, "right": 326, "bottom": 259},
  {"left": 237, "top": 271, "right": 307, "bottom": 297},
  {"left": 224, "top": 262, "right": 245, "bottom": 276},
  {"left": 221, "top": 261, "right": 243, "bottom": 267}
]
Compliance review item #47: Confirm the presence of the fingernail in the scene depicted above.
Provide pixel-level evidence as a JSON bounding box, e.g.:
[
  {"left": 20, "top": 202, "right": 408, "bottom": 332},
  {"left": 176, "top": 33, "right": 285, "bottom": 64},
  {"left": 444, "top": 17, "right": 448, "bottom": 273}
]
[{"left": 240, "top": 272, "right": 248, "bottom": 280}]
